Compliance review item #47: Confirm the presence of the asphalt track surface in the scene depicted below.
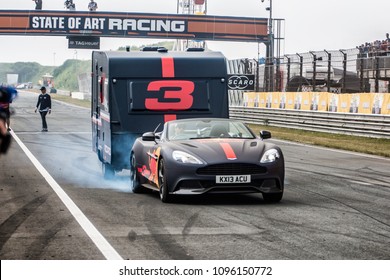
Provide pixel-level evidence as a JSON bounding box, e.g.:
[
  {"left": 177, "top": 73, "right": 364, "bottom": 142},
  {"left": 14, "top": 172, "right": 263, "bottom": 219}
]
[{"left": 1, "top": 91, "right": 389, "bottom": 260}]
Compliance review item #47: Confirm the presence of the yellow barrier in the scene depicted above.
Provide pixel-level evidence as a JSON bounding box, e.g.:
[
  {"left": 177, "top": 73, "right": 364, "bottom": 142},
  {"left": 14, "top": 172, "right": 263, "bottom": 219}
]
[{"left": 242, "top": 92, "right": 390, "bottom": 115}]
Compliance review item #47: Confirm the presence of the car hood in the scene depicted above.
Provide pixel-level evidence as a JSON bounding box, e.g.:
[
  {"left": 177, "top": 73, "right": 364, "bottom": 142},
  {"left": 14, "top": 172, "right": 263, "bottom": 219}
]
[{"left": 168, "top": 138, "right": 269, "bottom": 164}]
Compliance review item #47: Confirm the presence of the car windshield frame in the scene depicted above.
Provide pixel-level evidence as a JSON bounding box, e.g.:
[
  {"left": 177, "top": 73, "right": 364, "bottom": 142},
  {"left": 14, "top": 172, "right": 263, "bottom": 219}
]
[{"left": 166, "top": 119, "right": 256, "bottom": 141}]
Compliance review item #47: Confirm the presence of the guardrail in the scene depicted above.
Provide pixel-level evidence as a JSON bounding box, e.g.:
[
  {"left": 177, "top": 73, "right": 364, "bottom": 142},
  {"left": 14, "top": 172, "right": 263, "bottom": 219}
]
[{"left": 229, "top": 107, "right": 390, "bottom": 139}]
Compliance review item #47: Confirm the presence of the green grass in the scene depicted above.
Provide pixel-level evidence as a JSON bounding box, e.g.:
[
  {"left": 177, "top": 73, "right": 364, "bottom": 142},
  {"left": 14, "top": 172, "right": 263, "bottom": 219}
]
[
  {"left": 50, "top": 93, "right": 91, "bottom": 108},
  {"left": 48, "top": 93, "right": 390, "bottom": 158},
  {"left": 248, "top": 124, "right": 390, "bottom": 158}
]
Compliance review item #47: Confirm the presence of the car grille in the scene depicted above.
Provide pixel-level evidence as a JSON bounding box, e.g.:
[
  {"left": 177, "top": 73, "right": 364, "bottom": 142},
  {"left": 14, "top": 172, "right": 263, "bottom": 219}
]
[{"left": 196, "top": 163, "right": 267, "bottom": 175}]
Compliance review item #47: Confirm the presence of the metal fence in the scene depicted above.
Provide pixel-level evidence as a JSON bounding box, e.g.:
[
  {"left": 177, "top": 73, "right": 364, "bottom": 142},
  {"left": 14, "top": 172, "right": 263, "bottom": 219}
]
[
  {"left": 230, "top": 107, "right": 390, "bottom": 139},
  {"left": 227, "top": 48, "right": 390, "bottom": 107}
]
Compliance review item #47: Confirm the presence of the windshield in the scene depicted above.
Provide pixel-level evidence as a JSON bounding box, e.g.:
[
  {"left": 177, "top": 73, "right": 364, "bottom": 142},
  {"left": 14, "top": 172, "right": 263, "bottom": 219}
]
[{"left": 167, "top": 119, "right": 255, "bottom": 140}]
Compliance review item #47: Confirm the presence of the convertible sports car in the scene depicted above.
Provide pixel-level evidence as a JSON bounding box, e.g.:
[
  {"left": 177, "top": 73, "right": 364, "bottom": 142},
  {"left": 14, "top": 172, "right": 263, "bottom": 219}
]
[{"left": 130, "top": 118, "right": 284, "bottom": 203}]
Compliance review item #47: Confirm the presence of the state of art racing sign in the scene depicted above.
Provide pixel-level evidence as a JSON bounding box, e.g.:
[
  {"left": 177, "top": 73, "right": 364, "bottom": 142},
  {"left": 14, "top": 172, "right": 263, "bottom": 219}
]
[{"left": 0, "top": 10, "right": 268, "bottom": 42}]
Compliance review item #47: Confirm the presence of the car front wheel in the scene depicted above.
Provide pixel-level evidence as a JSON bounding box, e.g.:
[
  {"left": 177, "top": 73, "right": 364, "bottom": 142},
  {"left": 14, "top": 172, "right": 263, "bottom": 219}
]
[{"left": 158, "top": 158, "right": 172, "bottom": 203}]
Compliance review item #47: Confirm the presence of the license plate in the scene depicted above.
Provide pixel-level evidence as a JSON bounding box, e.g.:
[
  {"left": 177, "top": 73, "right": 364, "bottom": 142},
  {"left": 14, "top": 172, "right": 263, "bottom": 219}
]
[{"left": 216, "top": 175, "right": 251, "bottom": 184}]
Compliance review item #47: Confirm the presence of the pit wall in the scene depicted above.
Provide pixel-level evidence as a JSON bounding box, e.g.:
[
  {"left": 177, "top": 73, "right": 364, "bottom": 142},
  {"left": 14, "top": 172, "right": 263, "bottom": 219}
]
[{"left": 242, "top": 92, "right": 390, "bottom": 115}]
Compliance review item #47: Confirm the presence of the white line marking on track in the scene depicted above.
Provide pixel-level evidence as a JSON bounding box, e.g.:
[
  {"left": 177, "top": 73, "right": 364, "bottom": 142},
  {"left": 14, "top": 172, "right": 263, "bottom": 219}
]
[
  {"left": 10, "top": 130, "right": 123, "bottom": 260},
  {"left": 15, "top": 131, "right": 91, "bottom": 135},
  {"left": 347, "top": 180, "right": 373, "bottom": 186}
]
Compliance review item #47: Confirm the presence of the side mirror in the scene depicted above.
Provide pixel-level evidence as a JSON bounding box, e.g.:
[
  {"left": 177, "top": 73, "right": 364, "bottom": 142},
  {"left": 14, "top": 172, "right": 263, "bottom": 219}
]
[
  {"left": 142, "top": 132, "right": 156, "bottom": 141},
  {"left": 260, "top": 130, "right": 271, "bottom": 140}
]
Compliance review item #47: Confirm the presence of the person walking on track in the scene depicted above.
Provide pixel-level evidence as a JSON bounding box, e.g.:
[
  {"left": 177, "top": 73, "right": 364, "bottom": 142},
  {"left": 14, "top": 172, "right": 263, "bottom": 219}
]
[{"left": 35, "top": 86, "right": 52, "bottom": 132}]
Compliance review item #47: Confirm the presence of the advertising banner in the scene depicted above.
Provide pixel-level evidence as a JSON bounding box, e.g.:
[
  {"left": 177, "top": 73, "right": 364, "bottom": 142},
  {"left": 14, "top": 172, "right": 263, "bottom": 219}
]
[
  {"left": 257, "top": 92, "right": 268, "bottom": 108},
  {"left": 358, "top": 93, "right": 372, "bottom": 114},
  {"left": 300, "top": 92, "right": 311, "bottom": 111},
  {"left": 255, "top": 92, "right": 262, "bottom": 108},
  {"left": 242, "top": 92, "right": 390, "bottom": 115},
  {"left": 228, "top": 75, "right": 255, "bottom": 91},
  {"left": 0, "top": 10, "right": 268, "bottom": 42},
  {"left": 314, "top": 92, "right": 329, "bottom": 111},
  {"left": 371, "top": 93, "right": 385, "bottom": 114},
  {"left": 338, "top": 94, "right": 352, "bottom": 113},
  {"left": 242, "top": 92, "right": 255, "bottom": 107},
  {"left": 68, "top": 36, "right": 100, "bottom": 49},
  {"left": 271, "top": 92, "right": 279, "bottom": 108},
  {"left": 284, "top": 92, "right": 296, "bottom": 110},
  {"left": 278, "top": 92, "right": 287, "bottom": 109},
  {"left": 293, "top": 92, "right": 303, "bottom": 110},
  {"left": 349, "top": 93, "right": 360, "bottom": 113},
  {"left": 382, "top": 94, "right": 390, "bottom": 115},
  {"left": 265, "top": 92, "right": 274, "bottom": 108},
  {"left": 328, "top": 93, "right": 339, "bottom": 112}
]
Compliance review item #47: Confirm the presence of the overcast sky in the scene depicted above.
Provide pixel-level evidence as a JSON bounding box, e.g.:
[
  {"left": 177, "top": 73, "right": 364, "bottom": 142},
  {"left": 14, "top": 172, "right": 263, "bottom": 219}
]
[{"left": 0, "top": 0, "right": 388, "bottom": 65}]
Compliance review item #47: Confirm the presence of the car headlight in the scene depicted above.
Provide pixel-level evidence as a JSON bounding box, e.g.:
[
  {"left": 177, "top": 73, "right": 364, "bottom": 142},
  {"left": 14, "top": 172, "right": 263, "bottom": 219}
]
[
  {"left": 172, "top": 151, "right": 203, "bottom": 164},
  {"left": 260, "top": 148, "right": 280, "bottom": 163}
]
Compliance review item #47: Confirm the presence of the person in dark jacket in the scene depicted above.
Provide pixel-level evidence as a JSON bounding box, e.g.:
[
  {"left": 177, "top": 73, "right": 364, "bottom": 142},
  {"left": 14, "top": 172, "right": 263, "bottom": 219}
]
[
  {"left": 34, "top": 0, "right": 43, "bottom": 10},
  {"left": 35, "top": 86, "right": 51, "bottom": 132},
  {"left": 64, "top": 0, "right": 76, "bottom": 10},
  {"left": 88, "top": 0, "right": 98, "bottom": 11}
]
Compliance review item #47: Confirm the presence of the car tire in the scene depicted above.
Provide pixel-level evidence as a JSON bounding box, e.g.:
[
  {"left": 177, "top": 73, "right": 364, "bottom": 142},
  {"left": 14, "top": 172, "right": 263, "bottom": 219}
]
[
  {"left": 130, "top": 154, "right": 144, "bottom": 193},
  {"left": 158, "top": 158, "right": 172, "bottom": 203},
  {"left": 262, "top": 192, "right": 283, "bottom": 203},
  {"left": 102, "top": 162, "right": 115, "bottom": 180}
]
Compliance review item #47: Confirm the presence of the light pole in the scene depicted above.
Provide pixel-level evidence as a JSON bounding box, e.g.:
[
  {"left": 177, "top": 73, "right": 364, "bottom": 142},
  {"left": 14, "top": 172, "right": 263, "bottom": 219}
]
[
  {"left": 284, "top": 55, "right": 291, "bottom": 90},
  {"left": 296, "top": 53, "right": 303, "bottom": 92},
  {"left": 261, "top": 0, "right": 274, "bottom": 92},
  {"left": 324, "top": 49, "right": 332, "bottom": 92},
  {"left": 339, "top": 49, "right": 347, "bottom": 93},
  {"left": 309, "top": 51, "right": 317, "bottom": 92}
]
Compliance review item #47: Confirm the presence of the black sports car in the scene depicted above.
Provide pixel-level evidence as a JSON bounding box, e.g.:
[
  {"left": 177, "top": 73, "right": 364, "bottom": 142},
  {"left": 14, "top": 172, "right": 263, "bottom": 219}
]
[{"left": 130, "top": 118, "right": 284, "bottom": 203}]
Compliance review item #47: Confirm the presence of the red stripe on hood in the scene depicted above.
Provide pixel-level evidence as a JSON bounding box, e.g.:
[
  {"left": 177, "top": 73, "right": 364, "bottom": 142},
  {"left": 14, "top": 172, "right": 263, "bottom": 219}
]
[{"left": 220, "top": 143, "right": 237, "bottom": 160}]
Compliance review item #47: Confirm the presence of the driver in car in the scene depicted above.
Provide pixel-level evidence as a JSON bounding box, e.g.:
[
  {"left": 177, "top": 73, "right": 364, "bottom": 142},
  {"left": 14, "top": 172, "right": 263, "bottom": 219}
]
[{"left": 171, "top": 123, "right": 185, "bottom": 139}]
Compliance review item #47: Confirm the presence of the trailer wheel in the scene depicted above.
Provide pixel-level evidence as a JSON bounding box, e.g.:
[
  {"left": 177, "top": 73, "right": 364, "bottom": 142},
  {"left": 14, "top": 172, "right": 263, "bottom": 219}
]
[
  {"left": 97, "top": 150, "right": 103, "bottom": 162},
  {"left": 130, "top": 154, "right": 144, "bottom": 193},
  {"left": 102, "top": 163, "right": 115, "bottom": 180}
]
